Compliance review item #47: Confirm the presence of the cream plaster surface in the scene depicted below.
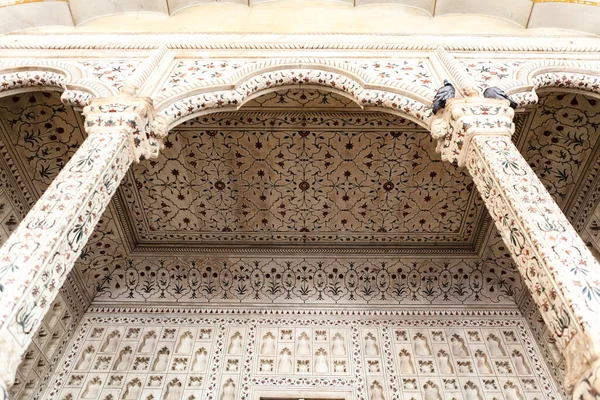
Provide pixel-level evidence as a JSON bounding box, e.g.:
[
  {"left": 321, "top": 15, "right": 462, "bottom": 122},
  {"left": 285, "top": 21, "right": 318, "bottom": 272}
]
[
  {"left": 0, "top": 1, "right": 73, "bottom": 34},
  {"left": 434, "top": 0, "right": 534, "bottom": 27},
  {"left": 68, "top": 0, "right": 169, "bottom": 25},
  {"left": 0, "top": 1, "right": 596, "bottom": 36},
  {"left": 529, "top": 2, "right": 600, "bottom": 35}
]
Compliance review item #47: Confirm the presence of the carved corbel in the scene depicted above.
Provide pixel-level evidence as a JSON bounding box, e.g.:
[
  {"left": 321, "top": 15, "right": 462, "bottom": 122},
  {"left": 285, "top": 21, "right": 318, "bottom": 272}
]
[
  {"left": 430, "top": 97, "right": 515, "bottom": 166},
  {"left": 83, "top": 93, "right": 166, "bottom": 162}
]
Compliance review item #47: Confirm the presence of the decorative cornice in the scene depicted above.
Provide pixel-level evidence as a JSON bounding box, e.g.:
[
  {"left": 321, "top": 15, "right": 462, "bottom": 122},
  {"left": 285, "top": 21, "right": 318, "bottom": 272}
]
[
  {"left": 121, "top": 45, "right": 169, "bottom": 96},
  {"left": 1, "top": 34, "right": 600, "bottom": 52},
  {"left": 85, "top": 305, "right": 521, "bottom": 316},
  {"left": 128, "top": 244, "right": 480, "bottom": 256}
]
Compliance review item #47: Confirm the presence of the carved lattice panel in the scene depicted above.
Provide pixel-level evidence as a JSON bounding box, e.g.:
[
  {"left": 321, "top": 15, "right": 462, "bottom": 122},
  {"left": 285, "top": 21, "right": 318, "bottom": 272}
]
[
  {"left": 48, "top": 311, "right": 560, "bottom": 400},
  {"left": 59, "top": 324, "right": 218, "bottom": 400}
]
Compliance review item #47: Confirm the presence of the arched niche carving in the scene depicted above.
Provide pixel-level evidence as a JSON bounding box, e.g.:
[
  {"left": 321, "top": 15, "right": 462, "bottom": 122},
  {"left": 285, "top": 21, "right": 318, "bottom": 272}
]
[
  {"left": 157, "top": 66, "right": 434, "bottom": 132},
  {"left": 0, "top": 61, "right": 114, "bottom": 108}
]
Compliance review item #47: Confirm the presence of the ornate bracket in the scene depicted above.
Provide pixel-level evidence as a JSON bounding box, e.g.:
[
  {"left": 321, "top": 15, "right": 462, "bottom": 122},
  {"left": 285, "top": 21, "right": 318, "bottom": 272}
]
[
  {"left": 83, "top": 94, "right": 168, "bottom": 162},
  {"left": 430, "top": 97, "right": 515, "bottom": 166}
]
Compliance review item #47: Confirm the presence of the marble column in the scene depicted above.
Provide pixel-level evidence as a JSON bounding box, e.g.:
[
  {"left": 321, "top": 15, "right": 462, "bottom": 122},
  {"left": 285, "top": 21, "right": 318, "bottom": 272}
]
[
  {"left": 431, "top": 97, "right": 600, "bottom": 398},
  {"left": 0, "top": 94, "right": 165, "bottom": 398}
]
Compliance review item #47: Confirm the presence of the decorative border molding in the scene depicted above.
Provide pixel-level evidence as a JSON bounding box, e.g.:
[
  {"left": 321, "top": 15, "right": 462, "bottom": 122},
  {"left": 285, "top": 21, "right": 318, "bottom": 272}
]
[
  {"left": 154, "top": 58, "right": 436, "bottom": 105},
  {"left": 159, "top": 69, "right": 434, "bottom": 130},
  {"left": 3, "top": 34, "right": 600, "bottom": 52},
  {"left": 129, "top": 244, "right": 481, "bottom": 255},
  {"left": 85, "top": 306, "right": 522, "bottom": 317},
  {"left": 0, "top": 60, "right": 138, "bottom": 107},
  {"left": 433, "top": 47, "right": 479, "bottom": 97}
]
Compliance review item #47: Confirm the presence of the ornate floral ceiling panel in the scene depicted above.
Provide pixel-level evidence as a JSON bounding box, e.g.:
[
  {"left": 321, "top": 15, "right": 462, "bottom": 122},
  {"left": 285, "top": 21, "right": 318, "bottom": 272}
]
[
  {"left": 519, "top": 92, "right": 600, "bottom": 209},
  {"left": 120, "top": 88, "right": 483, "bottom": 249},
  {"left": 0, "top": 92, "right": 85, "bottom": 198}
]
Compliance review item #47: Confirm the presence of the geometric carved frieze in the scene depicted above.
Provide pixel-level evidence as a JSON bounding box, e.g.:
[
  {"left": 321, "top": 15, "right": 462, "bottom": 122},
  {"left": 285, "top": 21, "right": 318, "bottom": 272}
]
[
  {"left": 12, "top": 292, "right": 79, "bottom": 400},
  {"left": 47, "top": 311, "right": 561, "bottom": 400}
]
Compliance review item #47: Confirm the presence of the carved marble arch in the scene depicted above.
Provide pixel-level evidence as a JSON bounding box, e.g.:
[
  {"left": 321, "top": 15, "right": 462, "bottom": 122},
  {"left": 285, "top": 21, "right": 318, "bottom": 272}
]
[
  {"left": 0, "top": 61, "right": 114, "bottom": 109},
  {"left": 156, "top": 64, "right": 435, "bottom": 132},
  {"left": 494, "top": 62, "right": 600, "bottom": 108}
]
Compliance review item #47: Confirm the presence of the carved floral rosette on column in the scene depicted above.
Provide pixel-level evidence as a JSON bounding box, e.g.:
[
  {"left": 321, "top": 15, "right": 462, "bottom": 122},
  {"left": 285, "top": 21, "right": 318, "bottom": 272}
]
[
  {"left": 0, "top": 94, "right": 165, "bottom": 398},
  {"left": 432, "top": 97, "right": 600, "bottom": 397}
]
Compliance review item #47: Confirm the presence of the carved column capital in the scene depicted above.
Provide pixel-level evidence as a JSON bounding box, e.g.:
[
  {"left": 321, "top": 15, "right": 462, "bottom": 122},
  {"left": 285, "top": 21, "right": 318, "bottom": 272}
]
[
  {"left": 431, "top": 97, "right": 515, "bottom": 166},
  {"left": 83, "top": 93, "right": 166, "bottom": 162}
]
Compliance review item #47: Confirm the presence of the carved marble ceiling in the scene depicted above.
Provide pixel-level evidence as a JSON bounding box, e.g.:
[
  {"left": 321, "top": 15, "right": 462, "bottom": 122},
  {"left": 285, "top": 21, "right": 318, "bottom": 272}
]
[
  {"left": 0, "top": 89, "right": 599, "bottom": 308},
  {"left": 120, "top": 88, "right": 483, "bottom": 250}
]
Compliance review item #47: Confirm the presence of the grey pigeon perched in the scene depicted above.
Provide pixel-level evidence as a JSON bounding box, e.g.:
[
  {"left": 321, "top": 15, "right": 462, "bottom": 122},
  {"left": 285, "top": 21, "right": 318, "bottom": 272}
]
[
  {"left": 483, "top": 86, "right": 518, "bottom": 109},
  {"left": 432, "top": 79, "right": 456, "bottom": 114}
]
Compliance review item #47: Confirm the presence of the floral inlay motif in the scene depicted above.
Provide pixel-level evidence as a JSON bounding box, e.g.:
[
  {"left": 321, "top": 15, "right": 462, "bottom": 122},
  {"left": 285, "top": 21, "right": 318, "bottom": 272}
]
[
  {"left": 0, "top": 92, "right": 84, "bottom": 194},
  {"left": 0, "top": 91, "right": 135, "bottom": 395},
  {"left": 158, "top": 60, "right": 255, "bottom": 95},
  {"left": 128, "top": 113, "right": 474, "bottom": 243},
  {"left": 156, "top": 59, "right": 437, "bottom": 101},
  {"left": 93, "top": 255, "right": 522, "bottom": 305},
  {"left": 461, "top": 60, "right": 524, "bottom": 89},
  {"left": 242, "top": 88, "right": 360, "bottom": 109},
  {"left": 80, "top": 60, "right": 140, "bottom": 91},
  {"left": 523, "top": 93, "right": 600, "bottom": 208},
  {"left": 0, "top": 71, "right": 66, "bottom": 93},
  {"left": 0, "top": 92, "right": 130, "bottom": 302},
  {"left": 345, "top": 60, "right": 438, "bottom": 92},
  {"left": 468, "top": 135, "right": 600, "bottom": 351}
]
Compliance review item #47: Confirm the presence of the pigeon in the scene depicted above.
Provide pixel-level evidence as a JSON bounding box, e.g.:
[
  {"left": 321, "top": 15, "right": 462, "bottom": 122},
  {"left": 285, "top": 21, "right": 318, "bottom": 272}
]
[
  {"left": 483, "top": 86, "right": 518, "bottom": 109},
  {"left": 432, "top": 79, "right": 456, "bottom": 114}
]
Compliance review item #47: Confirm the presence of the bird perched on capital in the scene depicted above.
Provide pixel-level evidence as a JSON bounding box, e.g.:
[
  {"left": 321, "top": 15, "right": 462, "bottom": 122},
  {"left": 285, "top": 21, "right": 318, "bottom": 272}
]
[
  {"left": 483, "top": 87, "right": 518, "bottom": 109},
  {"left": 432, "top": 79, "right": 456, "bottom": 114}
]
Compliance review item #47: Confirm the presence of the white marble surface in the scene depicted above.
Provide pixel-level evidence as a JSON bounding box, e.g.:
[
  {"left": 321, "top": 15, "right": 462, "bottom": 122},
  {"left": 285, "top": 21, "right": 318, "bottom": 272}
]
[
  {"left": 0, "top": 0, "right": 598, "bottom": 35},
  {"left": 0, "top": 1, "right": 73, "bottom": 35},
  {"left": 435, "top": 0, "right": 533, "bottom": 27},
  {"left": 68, "top": 0, "right": 169, "bottom": 25},
  {"left": 529, "top": 2, "right": 600, "bottom": 36}
]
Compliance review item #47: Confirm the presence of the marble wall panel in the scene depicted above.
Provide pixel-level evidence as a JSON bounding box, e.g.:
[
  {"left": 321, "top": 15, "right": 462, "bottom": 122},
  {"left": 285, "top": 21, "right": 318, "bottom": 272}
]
[{"left": 44, "top": 310, "right": 562, "bottom": 400}]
